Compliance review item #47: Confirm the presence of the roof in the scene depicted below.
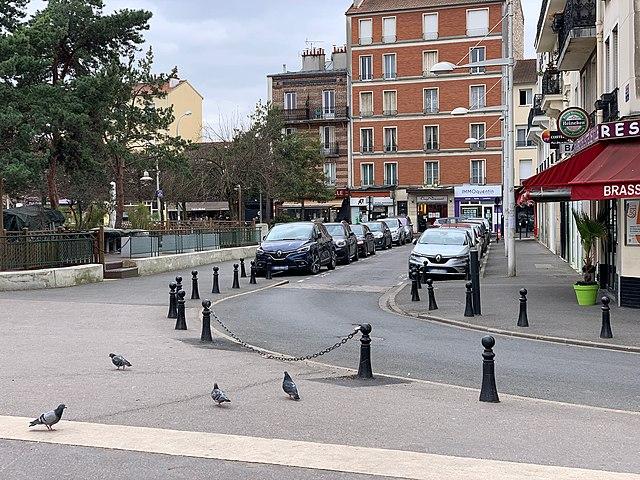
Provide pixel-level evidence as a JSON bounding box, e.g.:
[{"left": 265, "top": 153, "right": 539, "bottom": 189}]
[
  {"left": 513, "top": 59, "right": 538, "bottom": 85},
  {"left": 346, "top": 0, "right": 502, "bottom": 15},
  {"left": 133, "top": 79, "right": 204, "bottom": 100}
]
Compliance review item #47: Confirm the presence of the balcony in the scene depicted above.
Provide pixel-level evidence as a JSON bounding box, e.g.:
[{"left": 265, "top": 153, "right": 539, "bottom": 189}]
[
  {"left": 382, "top": 35, "right": 396, "bottom": 43},
  {"left": 383, "top": 71, "right": 397, "bottom": 80},
  {"left": 423, "top": 106, "right": 439, "bottom": 114},
  {"left": 469, "top": 141, "right": 486, "bottom": 151},
  {"left": 383, "top": 109, "right": 397, "bottom": 116},
  {"left": 596, "top": 89, "right": 619, "bottom": 123},
  {"left": 527, "top": 94, "right": 546, "bottom": 131},
  {"left": 321, "top": 142, "right": 340, "bottom": 156},
  {"left": 384, "top": 144, "right": 398, "bottom": 153},
  {"left": 360, "top": 109, "right": 374, "bottom": 117},
  {"left": 284, "top": 106, "right": 349, "bottom": 122},
  {"left": 423, "top": 142, "right": 439, "bottom": 152},
  {"left": 541, "top": 66, "right": 564, "bottom": 114},
  {"left": 554, "top": 0, "right": 596, "bottom": 71},
  {"left": 359, "top": 36, "right": 373, "bottom": 45},
  {"left": 361, "top": 145, "right": 374, "bottom": 154}
]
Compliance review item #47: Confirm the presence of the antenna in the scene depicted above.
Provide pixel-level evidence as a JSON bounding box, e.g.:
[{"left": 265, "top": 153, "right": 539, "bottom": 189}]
[{"left": 305, "top": 38, "right": 324, "bottom": 50}]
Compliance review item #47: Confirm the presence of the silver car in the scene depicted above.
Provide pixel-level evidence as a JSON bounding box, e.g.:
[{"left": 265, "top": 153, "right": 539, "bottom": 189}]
[
  {"left": 380, "top": 218, "right": 406, "bottom": 245},
  {"left": 409, "top": 228, "right": 470, "bottom": 277}
]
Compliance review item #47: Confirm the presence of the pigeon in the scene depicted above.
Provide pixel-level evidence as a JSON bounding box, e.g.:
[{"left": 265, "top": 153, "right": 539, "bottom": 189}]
[
  {"left": 282, "top": 371, "right": 300, "bottom": 400},
  {"left": 29, "top": 404, "right": 66, "bottom": 430},
  {"left": 109, "top": 353, "right": 132, "bottom": 370},
  {"left": 211, "top": 383, "right": 231, "bottom": 406}
]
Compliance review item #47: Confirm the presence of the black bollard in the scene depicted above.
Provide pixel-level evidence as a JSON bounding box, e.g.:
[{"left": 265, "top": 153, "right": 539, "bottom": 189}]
[
  {"left": 175, "top": 290, "right": 187, "bottom": 330},
  {"left": 249, "top": 260, "right": 257, "bottom": 284},
  {"left": 416, "top": 265, "right": 422, "bottom": 289},
  {"left": 479, "top": 335, "right": 499, "bottom": 403},
  {"left": 357, "top": 323, "right": 374, "bottom": 379},
  {"left": 464, "top": 281, "right": 474, "bottom": 317},
  {"left": 422, "top": 260, "right": 429, "bottom": 284},
  {"left": 470, "top": 249, "right": 481, "bottom": 315},
  {"left": 191, "top": 270, "right": 200, "bottom": 300},
  {"left": 265, "top": 259, "right": 273, "bottom": 280},
  {"left": 200, "top": 299, "right": 213, "bottom": 342},
  {"left": 600, "top": 296, "right": 613, "bottom": 338},
  {"left": 411, "top": 269, "right": 420, "bottom": 302},
  {"left": 517, "top": 288, "right": 529, "bottom": 327},
  {"left": 167, "top": 281, "right": 178, "bottom": 319},
  {"left": 175, "top": 275, "right": 183, "bottom": 293},
  {"left": 232, "top": 264, "right": 240, "bottom": 289},
  {"left": 211, "top": 266, "right": 220, "bottom": 294},
  {"left": 240, "top": 258, "right": 247, "bottom": 278},
  {"left": 427, "top": 278, "right": 438, "bottom": 311}
]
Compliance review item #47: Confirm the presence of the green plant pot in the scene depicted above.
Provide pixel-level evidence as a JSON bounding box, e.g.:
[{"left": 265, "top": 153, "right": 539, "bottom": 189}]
[{"left": 573, "top": 283, "right": 599, "bottom": 306}]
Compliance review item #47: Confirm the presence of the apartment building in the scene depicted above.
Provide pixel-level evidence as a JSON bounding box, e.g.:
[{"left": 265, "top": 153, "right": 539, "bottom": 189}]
[
  {"left": 152, "top": 78, "right": 204, "bottom": 143},
  {"left": 522, "top": 0, "right": 640, "bottom": 307},
  {"left": 346, "top": 0, "right": 523, "bottom": 230},
  {"left": 267, "top": 47, "right": 349, "bottom": 220}
]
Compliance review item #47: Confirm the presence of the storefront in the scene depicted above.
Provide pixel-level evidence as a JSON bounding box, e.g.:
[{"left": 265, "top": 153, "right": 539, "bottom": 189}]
[
  {"left": 406, "top": 188, "right": 453, "bottom": 231},
  {"left": 454, "top": 184, "right": 502, "bottom": 233},
  {"left": 280, "top": 200, "right": 343, "bottom": 222},
  {"left": 349, "top": 192, "right": 395, "bottom": 223}
]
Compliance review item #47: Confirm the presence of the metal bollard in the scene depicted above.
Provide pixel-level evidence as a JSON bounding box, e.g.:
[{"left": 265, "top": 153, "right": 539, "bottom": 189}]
[
  {"left": 265, "top": 259, "right": 273, "bottom": 280},
  {"left": 479, "top": 335, "right": 499, "bottom": 403},
  {"left": 175, "top": 275, "right": 183, "bottom": 292},
  {"left": 232, "top": 264, "right": 240, "bottom": 289},
  {"left": 600, "top": 296, "right": 613, "bottom": 338},
  {"left": 422, "top": 260, "right": 429, "bottom": 284},
  {"left": 517, "top": 288, "right": 529, "bottom": 327},
  {"left": 464, "top": 281, "right": 474, "bottom": 317},
  {"left": 411, "top": 269, "right": 420, "bottom": 302},
  {"left": 167, "top": 281, "right": 178, "bottom": 319},
  {"left": 211, "top": 266, "right": 220, "bottom": 294},
  {"left": 240, "top": 258, "right": 247, "bottom": 278},
  {"left": 357, "top": 323, "right": 374, "bottom": 379},
  {"left": 470, "top": 249, "right": 481, "bottom": 315},
  {"left": 200, "top": 299, "right": 213, "bottom": 342},
  {"left": 249, "top": 260, "right": 257, "bottom": 284},
  {"left": 426, "top": 278, "right": 438, "bottom": 311},
  {"left": 191, "top": 270, "right": 200, "bottom": 300},
  {"left": 175, "top": 290, "right": 187, "bottom": 330},
  {"left": 416, "top": 265, "right": 422, "bottom": 289}
]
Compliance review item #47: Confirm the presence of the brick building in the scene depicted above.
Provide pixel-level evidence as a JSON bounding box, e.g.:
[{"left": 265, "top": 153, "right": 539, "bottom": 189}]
[
  {"left": 267, "top": 47, "right": 349, "bottom": 220},
  {"left": 346, "top": 0, "right": 523, "bottom": 231}
]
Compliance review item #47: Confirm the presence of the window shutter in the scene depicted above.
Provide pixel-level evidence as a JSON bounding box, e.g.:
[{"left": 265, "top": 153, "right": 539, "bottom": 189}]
[
  {"left": 466, "top": 9, "right": 489, "bottom": 36},
  {"left": 423, "top": 14, "right": 437, "bottom": 39}
]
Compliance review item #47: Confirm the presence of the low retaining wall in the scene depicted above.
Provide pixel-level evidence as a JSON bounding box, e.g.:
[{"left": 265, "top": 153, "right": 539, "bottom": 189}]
[
  {"left": 125, "top": 245, "right": 258, "bottom": 276},
  {"left": 0, "top": 264, "right": 104, "bottom": 292}
]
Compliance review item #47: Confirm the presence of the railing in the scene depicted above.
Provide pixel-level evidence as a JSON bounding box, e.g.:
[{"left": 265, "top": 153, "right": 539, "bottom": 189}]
[
  {"left": 469, "top": 142, "right": 486, "bottom": 151},
  {"left": 285, "top": 106, "right": 349, "bottom": 121},
  {"left": 599, "top": 88, "right": 619, "bottom": 122},
  {"left": 588, "top": 109, "right": 597, "bottom": 127},
  {"left": 283, "top": 108, "right": 308, "bottom": 121},
  {"left": 360, "top": 109, "right": 373, "bottom": 117},
  {"left": 384, "top": 144, "right": 397, "bottom": 152},
  {"left": 423, "top": 106, "right": 439, "bottom": 114},
  {"left": 527, "top": 94, "right": 545, "bottom": 130},
  {"left": 383, "top": 109, "right": 397, "bottom": 116},
  {"left": 516, "top": 140, "right": 534, "bottom": 147},
  {"left": 361, "top": 145, "right": 374, "bottom": 153},
  {"left": 555, "top": 0, "right": 596, "bottom": 55},
  {"left": 0, "top": 231, "right": 97, "bottom": 271},
  {"left": 542, "top": 67, "right": 561, "bottom": 95},
  {"left": 321, "top": 142, "right": 340, "bottom": 156},
  {"left": 424, "top": 142, "right": 439, "bottom": 151},
  {"left": 382, "top": 35, "right": 396, "bottom": 43},
  {"left": 359, "top": 36, "right": 372, "bottom": 45}
]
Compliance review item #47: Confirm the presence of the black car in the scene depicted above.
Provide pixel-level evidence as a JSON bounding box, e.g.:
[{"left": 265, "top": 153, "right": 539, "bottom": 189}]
[
  {"left": 364, "top": 221, "right": 393, "bottom": 250},
  {"left": 324, "top": 222, "right": 359, "bottom": 264},
  {"left": 350, "top": 224, "right": 376, "bottom": 257},
  {"left": 255, "top": 222, "right": 336, "bottom": 275}
]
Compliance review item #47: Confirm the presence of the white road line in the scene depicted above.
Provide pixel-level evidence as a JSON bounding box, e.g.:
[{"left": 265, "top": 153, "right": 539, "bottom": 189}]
[{"left": 1, "top": 416, "right": 636, "bottom": 480}]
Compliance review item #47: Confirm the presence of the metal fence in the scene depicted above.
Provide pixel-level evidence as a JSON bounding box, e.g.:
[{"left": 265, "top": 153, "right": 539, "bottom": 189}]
[{"left": 0, "top": 231, "right": 97, "bottom": 271}]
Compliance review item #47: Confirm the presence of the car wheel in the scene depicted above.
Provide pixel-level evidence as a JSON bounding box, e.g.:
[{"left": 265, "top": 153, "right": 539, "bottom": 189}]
[
  {"left": 327, "top": 250, "right": 337, "bottom": 270},
  {"left": 309, "top": 253, "right": 321, "bottom": 275}
]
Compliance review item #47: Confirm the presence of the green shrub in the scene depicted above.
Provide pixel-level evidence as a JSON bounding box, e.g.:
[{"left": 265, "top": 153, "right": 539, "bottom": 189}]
[{"left": 126, "top": 203, "right": 152, "bottom": 230}]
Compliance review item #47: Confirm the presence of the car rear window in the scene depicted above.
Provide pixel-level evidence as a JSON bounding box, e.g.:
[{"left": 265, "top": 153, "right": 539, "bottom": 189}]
[{"left": 325, "top": 224, "right": 345, "bottom": 237}]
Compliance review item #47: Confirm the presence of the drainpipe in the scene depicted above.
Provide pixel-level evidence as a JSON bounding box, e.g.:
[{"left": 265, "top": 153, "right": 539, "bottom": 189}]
[{"left": 595, "top": 0, "right": 605, "bottom": 124}]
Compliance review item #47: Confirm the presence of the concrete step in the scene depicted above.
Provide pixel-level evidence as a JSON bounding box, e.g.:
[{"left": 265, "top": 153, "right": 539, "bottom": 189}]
[
  {"left": 104, "top": 261, "right": 124, "bottom": 270},
  {"left": 104, "top": 266, "right": 139, "bottom": 279}
]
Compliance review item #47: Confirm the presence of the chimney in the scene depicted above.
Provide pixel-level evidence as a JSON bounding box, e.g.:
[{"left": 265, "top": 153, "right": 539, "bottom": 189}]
[
  {"left": 169, "top": 78, "right": 180, "bottom": 89},
  {"left": 331, "top": 45, "right": 347, "bottom": 70},
  {"left": 301, "top": 47, "right": 326, "bottom": 72}
]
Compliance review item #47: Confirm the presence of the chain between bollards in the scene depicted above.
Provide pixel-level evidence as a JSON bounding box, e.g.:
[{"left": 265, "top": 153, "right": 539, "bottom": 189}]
[
  {"left": 201, "top": 299, "right": 213, "bottom": 342},
  {"left": 426, "top": 278, "right": 438, "bottom": 311},
  {"left": 600, "top": 296, "right": 613, "bottom": 338},
  {"left": 464, "top": 281, "right": 474, "bottom": 317},
  {"left": 479, "top": 335, "right": 499, "bottom": 403},
  {"left": 175, "top": 290, "right": 187, "bottom": 330},
  {"left": 240, "top": 258, "right": 247, "bottom": 278},
  {"left": 517, "top": 288, "right": 529, "bottom": 327},
  {"left": 191, "top": 270, "right": 200, "bottom": 300},
  {"left": 167, "top": 281, "right": 177, "bottom": 319},
  {"left": 211, "top": 266, "right": 220, "bottom": 294},
  {"left": 357, "top": 323, "right": 374, "bottom": 379},
  {"left": 249, "top": 260, "right": 257, "bottom": 284}
]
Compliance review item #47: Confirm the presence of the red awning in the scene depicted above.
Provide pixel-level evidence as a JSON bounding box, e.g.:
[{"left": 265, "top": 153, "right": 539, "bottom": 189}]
[{"left": 569, "top": 141, "right": 640, "bottom": 200}]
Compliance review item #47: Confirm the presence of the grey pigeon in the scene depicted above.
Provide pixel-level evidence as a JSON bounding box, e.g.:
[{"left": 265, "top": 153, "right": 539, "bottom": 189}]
[
  {"left": 109, "top": 353, "right": 132, "bottom": 370},
  {"left": 211, "top": 383, "right": 231, "bottom": 406},
  {"left": 29, "top": 404, "right": 66, "bottom": 430},
  {"left": 282, "top": 371, "right": 300, "bottom": 400}
]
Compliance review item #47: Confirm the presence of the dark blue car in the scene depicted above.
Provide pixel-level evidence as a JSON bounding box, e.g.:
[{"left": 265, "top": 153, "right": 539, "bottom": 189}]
[{"left": 255, "top": 222, "right": 337, "bottom": 275}]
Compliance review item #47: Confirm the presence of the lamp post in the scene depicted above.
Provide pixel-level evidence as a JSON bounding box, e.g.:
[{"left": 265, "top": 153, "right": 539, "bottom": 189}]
[
  {"left": 174, "top": 111, "right": 192, "bottom": 222},
  {"left": 234, "top": 184, "right": 243, "bottom": 223}
]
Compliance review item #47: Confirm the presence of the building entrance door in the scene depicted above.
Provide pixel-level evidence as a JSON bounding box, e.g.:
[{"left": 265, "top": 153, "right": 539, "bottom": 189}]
[{"left": 600, "top": 200, "right": 618, "bottom": 293}]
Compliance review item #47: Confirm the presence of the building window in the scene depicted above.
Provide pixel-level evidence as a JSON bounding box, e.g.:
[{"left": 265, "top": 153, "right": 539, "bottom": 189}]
[
  {"left": 360, "top": 92, "right": 373, "bottom": 116},
  {"left": 612, "top": 26, "right": 619, "bottom": 90},
  {"left": 382, "top": 17, "right": 396, "bottom": 43},
  {"left": 284, "top": 127, "right": 296, "bottom": 135},
  {"left": 424, "top": 125, "right": 439, "bottom": 150},
  {"left": 322, "top": 90, "right": 336, "bottom": 118},
  {"left": 423, "top": 88, "right": 438, "bottom": 113},
  {"left": 519, "top": 159, "right": 532, "bottom": 184},
  {"left": 470, "top": 85, "right": 486, "bottom": 109},
  {"left": 284, "top": 92, "right": 297, "bottom": 110},
  {"left": 383, "top": 90, "right": 397, "bottom": 116},
  {"left": 361, "top": 163, "right": 374, "bottom": 186},
  {"left": 470, "top": 123, "right": 485, "bottom": 149},
  {"left": 361, "top": 128, "right": 374, "bottom": 153},
  {"left": 320, "top": 126, "right": 336, "bottom": 154},
  {"left": 359, "top": 19, "right": 372, "bottom": 45},
  {"left": 516, "top": 126, "right": 532, "bottom": 147},
  {"left": 383, "top": 53, "right": 396, "bottom": 80},
  {"left": 466, "top": 8, "right": 489, "bottom": 37},
  {"left": 423, "top": 13, "right": 438, "bottom": 40},
  {"left": 469, "top": 47, "right": 485, "bottom": 74},
  {"left": 324, "top": 163, "right": 337, "bottom": 185},
  {"left": 384, "top": 162, "right": 398, "bottom": 185},
  {"left": 383, "top": 127, "right": 397, "bottom": 152},
  {"left": 423, "top": 51, "right": 438, "bottom": 76},
  {"left": 424, "top": 161, "right": 439, "bottom": 185},
  {"left": 359, "top": 55, "right": 373, "bottom": 81},
  {"left": 471, "top": 159, "right": 486, "bottom": 184},
  {"left": 519, "top": 88, "right": 533, "bottom": 106}
]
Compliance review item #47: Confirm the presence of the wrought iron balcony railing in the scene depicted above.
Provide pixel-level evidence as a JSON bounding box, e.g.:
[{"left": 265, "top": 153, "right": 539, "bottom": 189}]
[
  {"left": 542, "top": 67, "right": 561, "bottom": 95},
  {"left": 554, "top": 0, "right": 596, "bottom": 56}
]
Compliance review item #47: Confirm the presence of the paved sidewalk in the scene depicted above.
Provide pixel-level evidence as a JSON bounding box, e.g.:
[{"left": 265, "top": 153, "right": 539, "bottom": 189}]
[{"left": 393, "top": 240, "right": 640, "bottom": 350}]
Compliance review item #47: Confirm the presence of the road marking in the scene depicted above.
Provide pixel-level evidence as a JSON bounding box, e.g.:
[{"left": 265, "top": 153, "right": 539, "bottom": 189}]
[
  {"left": 281, "top": 283, "right": 387, "bottom": 293},
  {"left": 1, "top": 416, "right": 636, "bottom": 479},
  {"left": 297, "top": 279, "right": 305, "bottom": 283}
]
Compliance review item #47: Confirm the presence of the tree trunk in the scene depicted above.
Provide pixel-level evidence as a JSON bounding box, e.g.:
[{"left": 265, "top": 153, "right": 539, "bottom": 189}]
[
  {"left": 301, "top": 199, "right": 305, "bottom": 221},
  {"left": 46, "top": 154, "right": 60, "bottom": 209},
  {"left": 264, "top": 195, "right": 272, "bottom": 223},
  {"left": 114, "top": 156, "right": 125, "bottom": 228}
]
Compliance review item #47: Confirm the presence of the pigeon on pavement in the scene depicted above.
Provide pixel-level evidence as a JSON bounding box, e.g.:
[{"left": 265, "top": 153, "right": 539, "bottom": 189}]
[
  {"left": 282, "top": 371, "right": 300, "bottom": 400},
  {"left": 29, "top": 404, "right": 66, "bottom": 430},
  {"left": 109, "top": 353, "right": 132, "bottom": 370},
  {"left": 211, "top": 383, "right": 231, "bottom": 406}
]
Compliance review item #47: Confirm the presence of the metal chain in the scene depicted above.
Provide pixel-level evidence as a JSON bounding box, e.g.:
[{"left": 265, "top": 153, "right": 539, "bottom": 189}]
[{"left": 210, "top": 311, "right": 359, "bottom": 362}]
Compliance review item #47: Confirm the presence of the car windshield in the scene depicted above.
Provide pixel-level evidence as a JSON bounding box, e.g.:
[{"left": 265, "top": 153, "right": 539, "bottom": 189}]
[
  {"left": 350, "top": 225, "right": 365, "bottom": 234},
  {"left": 418, "top": 229, "right": 467, "bottom": 245},
  {"left": 266, "top": 223, "right": 313, "bottom": 241},
  {"left": 365, "top": 223, "right": 382, "bottom": 232},
  {"left": 325, "top": 224, "right": 345, "bottom": 237},
  {"left": 380, "top": 220, "right": 397, "bottom": 229}
]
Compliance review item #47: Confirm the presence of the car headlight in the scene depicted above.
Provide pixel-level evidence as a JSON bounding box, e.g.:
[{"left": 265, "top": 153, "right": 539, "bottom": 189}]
[
  {"left": 336, "top": 240, "right": 346, "bottom": 247},
  {"left": 297, "top": 245, "right": 311, "bottom": 253},
  {"left": 357, "top": 240, "right": 364, "bottom": 245}
]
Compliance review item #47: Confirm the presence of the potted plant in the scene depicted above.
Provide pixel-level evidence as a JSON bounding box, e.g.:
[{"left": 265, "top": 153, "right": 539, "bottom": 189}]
[{"left": 572, "top": 210, "right": 607, "bottom": 306}]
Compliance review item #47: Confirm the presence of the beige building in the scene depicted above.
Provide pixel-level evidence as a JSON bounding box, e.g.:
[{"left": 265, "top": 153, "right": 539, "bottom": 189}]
[
  {"left": 152, "top": 78, "right": 204, "bottom": 142},
  {"left": 512, "top": 59, "right": 538, "bottom": 188}
]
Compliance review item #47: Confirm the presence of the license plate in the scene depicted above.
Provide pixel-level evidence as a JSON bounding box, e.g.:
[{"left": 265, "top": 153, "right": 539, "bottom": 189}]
[
  {"left": 271, "top": 265, "right": 288, "bottom": 271},
  {"left": 430, "top": 268, "right": 448, "bottom": 274}
]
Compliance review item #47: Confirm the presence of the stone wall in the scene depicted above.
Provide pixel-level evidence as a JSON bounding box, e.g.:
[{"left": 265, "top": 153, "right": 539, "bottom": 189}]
[{"left": 0, "top": 264, "right": 104, "bottom": 291}]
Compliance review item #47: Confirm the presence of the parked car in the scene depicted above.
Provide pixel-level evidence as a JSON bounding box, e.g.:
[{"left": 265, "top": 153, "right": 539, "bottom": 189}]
[
  {"left": 440, "top": 223, "right": 485, "bottom": 255},
  {"left": 255, "top": 222, "right": 336, "bottom": 275},
  {"left": 324, "top": 221, "right": 359, "bottom": 264},
  {"left": 393, "top": 216, "right": 415, "bottom": 240},
  {"left": 350, "top": 224, "right": 376, "bottom": 257},
  {"left": 364, "top": 221, "right": 393, "bottom": 250},
  {"left": 462, "top": 218, "right": 490, "bottom": 252},
  {"left": 380, "top": 218, "right": 406, "bottom": 245},
  {"left": 409, "top": 228, "right": 471, "bottom": 277}
]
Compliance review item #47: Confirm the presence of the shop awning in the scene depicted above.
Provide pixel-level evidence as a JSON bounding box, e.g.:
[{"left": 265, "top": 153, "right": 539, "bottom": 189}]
[
  {"left": 281, "top": 200, "right": 343, "bottom": 208},
  {"left": 569, "top": 142, "right": 640, "bottom": 200}
]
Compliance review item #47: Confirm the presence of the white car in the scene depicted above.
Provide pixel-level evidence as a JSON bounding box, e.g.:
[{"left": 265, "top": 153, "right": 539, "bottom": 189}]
[{"left": 409, "top": 228, "right": 471, "bottom": 277}]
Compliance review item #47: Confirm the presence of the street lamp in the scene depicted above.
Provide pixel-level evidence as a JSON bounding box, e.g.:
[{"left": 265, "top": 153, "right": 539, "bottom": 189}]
[
  {"left": 234, "top": 184, "right": 243, "bottom": 223},
  {"left": 176, "top": 110, "right": 193, "bottom": 138}
]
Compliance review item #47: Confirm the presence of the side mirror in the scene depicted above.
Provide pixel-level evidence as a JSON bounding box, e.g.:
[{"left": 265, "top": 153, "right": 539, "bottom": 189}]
[
  {"left": 413, "top": 239, "right": 417, "bottom": 245},
  {"left": 262, "top": 235, "right": 266, "bottom": 241}
]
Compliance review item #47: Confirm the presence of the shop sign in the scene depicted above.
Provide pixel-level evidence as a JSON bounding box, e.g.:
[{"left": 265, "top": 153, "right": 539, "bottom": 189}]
[
  {"left": 599, "top": 120, "right": 640, "bottom": 140},
  {"left": 625, "top": 200, "right": 640, "bottom": 246},
  {"left": 558, "top": 107, "right": 590, "bottom": 139},
  {"left": 541, "top": 130, "right": 568, "bottom": 144},
  {"left": 335, "top": 188, "right": 349, "bottom": 198},
  {"left": 416, "top": 195, "right": 448, "bottom": 204},
  {"left": 454, "top": 185, "right": 502, "bottom": 198},
  {"left": 572, "top": 126, "right": 599, "bottom": 153},
  {"left": 350, "top": 196, "right": 393, "bottom": 207}
]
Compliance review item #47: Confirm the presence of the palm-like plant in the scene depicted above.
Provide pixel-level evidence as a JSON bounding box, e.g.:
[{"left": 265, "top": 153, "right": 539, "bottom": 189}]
[{"left": 572, "top": 210, "right": 608, "bottom": 284}]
